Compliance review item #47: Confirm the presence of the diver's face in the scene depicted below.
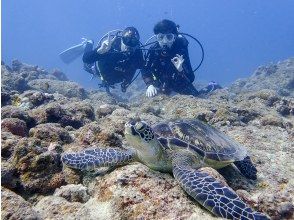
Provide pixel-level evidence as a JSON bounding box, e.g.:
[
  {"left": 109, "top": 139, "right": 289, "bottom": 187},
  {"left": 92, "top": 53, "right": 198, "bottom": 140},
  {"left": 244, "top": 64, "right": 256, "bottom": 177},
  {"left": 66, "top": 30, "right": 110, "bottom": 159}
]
[
  {"left": 156, "top": 33, "right": 175, "bottom": 49},
  {"left": 120, "top": 40, "right": 137, "bottom": 52}
]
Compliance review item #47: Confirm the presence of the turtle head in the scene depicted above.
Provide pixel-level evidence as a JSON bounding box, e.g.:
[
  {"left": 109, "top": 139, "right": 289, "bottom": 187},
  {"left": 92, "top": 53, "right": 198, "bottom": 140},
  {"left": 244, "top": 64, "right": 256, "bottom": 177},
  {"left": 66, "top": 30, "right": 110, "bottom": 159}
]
[
  {"left": 125, "top": 120, "right": 161, "bottom": 159},
  {"left": 125, "top": 120, "right": 155, "bottom": 144},
  {"left": 125, "top": 119, "right": 169, "bottom": 170}
]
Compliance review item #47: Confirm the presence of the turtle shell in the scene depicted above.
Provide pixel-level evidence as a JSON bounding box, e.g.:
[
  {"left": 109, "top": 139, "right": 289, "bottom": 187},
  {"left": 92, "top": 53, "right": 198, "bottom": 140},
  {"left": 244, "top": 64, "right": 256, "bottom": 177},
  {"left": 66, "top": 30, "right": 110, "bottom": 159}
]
[{"left": 152, "top": 119, "right": 247, "bottom": 162}]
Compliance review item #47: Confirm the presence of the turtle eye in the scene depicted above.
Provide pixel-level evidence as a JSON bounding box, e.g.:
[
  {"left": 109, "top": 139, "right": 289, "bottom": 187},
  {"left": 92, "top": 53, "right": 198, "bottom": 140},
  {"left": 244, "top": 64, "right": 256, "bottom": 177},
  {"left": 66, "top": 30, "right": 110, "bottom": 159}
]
[
  {"left": 131, "top": 126, "right": 138, "bottom": 136},
  {"left": 129, "top": 119, "right": 136, "bottom": 126},
  {"left": 135, "top": 122, "right": 145, "bottom": 131}
]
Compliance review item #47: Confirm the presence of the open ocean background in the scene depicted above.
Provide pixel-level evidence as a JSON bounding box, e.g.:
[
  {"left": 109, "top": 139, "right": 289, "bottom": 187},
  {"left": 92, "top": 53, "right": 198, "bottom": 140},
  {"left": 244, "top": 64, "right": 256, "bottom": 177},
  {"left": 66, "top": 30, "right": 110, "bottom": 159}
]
[{"left": 2, "top": 0, "right": 294, "bottom": 89}]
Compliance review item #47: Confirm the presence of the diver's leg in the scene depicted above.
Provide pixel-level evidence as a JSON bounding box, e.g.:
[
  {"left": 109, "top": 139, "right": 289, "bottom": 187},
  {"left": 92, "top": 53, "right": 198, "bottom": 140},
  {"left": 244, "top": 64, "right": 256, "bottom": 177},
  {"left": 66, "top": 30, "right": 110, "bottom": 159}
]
[
  {"left": 62, "top": 148, "right": 135, "bottom": 171},
  {"left": 234, "top": 156, "right": 257, "bottom": 180}
]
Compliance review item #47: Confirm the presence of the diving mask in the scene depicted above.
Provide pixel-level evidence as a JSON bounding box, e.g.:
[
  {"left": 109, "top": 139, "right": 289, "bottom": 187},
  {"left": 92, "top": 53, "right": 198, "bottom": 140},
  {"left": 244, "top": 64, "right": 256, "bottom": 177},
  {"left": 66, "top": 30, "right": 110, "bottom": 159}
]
[
  {"left": 122, "top": 36, "right": 139, "bottom": 48},
  {"left": 122, "top": 27, "right": 140, "bottom": 48},
  {"left": 156, "top": 33, "right": 175, "bottom": 48}
]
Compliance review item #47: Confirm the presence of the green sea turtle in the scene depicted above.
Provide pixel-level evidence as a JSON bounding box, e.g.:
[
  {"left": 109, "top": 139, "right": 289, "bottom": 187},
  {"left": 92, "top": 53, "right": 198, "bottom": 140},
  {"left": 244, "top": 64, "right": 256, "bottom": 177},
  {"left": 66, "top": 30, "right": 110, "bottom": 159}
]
[{"left": 62, "top": 119, "right": 269, "bottom": 219}]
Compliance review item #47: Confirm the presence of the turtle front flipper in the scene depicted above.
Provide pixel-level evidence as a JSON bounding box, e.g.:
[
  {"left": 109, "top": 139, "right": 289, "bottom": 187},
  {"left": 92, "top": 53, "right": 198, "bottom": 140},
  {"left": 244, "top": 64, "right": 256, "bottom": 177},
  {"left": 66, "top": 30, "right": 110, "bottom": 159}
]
[
  {"left": 62, "top": 148, "right": 135, "bottom": 171},
  {"left": 234, "top": 156, "right": 257, "bottom": 180},
  {"left": 172, "top": 156, "right": 269, "bottom": 219}
]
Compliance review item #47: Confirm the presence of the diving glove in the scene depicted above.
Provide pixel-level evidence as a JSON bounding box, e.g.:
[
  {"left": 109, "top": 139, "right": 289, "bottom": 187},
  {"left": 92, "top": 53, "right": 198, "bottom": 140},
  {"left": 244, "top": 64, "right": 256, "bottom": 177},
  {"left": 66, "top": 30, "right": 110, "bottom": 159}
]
[
  {"left": 146, "top": 85, "right": 157, "bottom": 97},
  {"left": 97, "top": 33, "right": 117, "bottom": 54},
  {"left": 171, "top": 54, "right": 184, "bottom": 72}
]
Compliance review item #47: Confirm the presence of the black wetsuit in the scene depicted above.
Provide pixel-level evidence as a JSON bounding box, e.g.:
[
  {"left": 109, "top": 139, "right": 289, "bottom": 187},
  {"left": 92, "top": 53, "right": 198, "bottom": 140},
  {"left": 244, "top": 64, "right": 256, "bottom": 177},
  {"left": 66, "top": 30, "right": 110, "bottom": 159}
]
[
  {"left": 83, "top": 38, "right": 144, "bottom": 90},
  {"left": 142, "top": 35, "right": 198, "bottom": 96}
]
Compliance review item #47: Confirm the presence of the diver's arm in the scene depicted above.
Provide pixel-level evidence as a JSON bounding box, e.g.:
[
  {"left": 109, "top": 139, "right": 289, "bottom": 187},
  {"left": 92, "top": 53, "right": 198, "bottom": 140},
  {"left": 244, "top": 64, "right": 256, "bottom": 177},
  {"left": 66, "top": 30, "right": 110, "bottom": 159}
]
[
  {"left": 82, "top": 50, "right": 106, "bottom": 64},
  {"left": 83, "top": 37, "right": 122, "bottom": 64},
  {"left": 141, "top": 67, "right": 155, "bottom": 86},
  {"left": 141, "top": 70, "right": 154, "bottom": 86},
  {"left": 174, "top": 37, "right": 195, "bottom": 83}
]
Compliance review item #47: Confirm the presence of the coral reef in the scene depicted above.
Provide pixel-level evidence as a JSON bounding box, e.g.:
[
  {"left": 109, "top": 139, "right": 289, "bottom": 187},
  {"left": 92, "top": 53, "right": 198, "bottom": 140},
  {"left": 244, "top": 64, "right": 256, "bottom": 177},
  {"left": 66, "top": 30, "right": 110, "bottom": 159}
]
[
  {"left": 1, "top": 59, "right": 294, "bottom": 219},
  {"left": 1, "top": 187, "right": 41, "bottom": 220}
]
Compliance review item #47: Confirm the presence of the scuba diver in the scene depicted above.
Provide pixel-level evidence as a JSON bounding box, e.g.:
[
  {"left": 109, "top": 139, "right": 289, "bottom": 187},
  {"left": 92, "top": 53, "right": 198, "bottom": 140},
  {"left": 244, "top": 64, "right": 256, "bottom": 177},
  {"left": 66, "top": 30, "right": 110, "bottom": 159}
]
[
  {"left": 142, "top": 19, "right": 198, "bottom": 97},
  {"left": 142, "top": 19, "right": 221, "bottom": 97},
  {"left": 60, "top": 27, "right": 144, "bottom": 93}
]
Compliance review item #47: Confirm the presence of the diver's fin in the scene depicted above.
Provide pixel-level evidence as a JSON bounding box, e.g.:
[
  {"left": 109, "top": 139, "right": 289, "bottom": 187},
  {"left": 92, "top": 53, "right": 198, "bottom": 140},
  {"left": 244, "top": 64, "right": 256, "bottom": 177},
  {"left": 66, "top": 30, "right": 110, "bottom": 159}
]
[{"left": 59, "top": 43, "right": 85, "bottom": 64}]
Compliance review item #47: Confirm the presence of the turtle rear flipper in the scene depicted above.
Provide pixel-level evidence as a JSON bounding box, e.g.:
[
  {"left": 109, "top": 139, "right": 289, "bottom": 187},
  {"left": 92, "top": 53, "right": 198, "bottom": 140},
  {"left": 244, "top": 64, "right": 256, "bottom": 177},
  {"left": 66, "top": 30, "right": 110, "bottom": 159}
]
[
  {"left": 172, "top": 155, "right": 269, "bottom": 220},
  {"left": 62, "top": 148, "right": 135, "bottom": 171},
  {"left": 234, "top": 156, "right": 257, "bottom": 180}
]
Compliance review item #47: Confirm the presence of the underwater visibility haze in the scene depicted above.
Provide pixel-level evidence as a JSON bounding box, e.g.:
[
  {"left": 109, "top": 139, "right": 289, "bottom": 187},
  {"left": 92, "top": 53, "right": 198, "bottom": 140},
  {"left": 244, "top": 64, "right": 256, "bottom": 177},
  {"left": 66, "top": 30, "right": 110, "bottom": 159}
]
[
  {"left": 2, "top": 0, "right": 294, "bottom": 89},
  {"left": 1, "top": 1, "right": 294, "bottom": 219}
]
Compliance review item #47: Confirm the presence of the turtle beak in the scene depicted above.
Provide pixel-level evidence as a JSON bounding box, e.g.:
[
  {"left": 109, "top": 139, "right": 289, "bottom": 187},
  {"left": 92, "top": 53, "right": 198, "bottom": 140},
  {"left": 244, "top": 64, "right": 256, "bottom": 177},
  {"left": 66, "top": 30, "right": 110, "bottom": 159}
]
[
  {"left": 125, "top": 124, "right": 137, "bottom": 136},
  {"left": 125, "top": 122, "right": 134, "bottom": 135}
]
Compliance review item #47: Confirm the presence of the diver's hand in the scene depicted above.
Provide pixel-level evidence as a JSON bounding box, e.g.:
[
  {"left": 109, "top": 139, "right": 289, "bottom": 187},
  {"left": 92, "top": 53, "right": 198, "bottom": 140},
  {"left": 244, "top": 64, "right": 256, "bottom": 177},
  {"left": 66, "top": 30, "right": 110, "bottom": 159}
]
[
  {"left": 171, "top": 54, "right": 184, "bottom": 72},
  {"left": 97, "top": 33, "right": 116, "bottom": 54},
  {"left": 81, "top": 38, "right": 93, "bottom": 48},
  {"left": 146, "top": 85, "right": 157, "bottom": 97}
]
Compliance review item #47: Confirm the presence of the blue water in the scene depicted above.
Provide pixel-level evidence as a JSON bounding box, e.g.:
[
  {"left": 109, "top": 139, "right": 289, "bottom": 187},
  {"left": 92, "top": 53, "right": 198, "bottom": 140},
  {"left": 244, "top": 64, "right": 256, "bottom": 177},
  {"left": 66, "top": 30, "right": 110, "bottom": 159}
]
[{"left": 2, "top": 0, "right": 294, "bottom": 89}]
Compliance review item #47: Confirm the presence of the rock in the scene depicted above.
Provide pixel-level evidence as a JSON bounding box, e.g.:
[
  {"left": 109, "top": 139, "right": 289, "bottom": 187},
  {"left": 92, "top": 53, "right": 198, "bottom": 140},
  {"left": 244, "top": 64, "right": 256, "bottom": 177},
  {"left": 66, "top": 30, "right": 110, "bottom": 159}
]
[
  {"left": 1, "top": 187, "right": 41, "bottom": 220},
  {"left": 230, "top": 107, "right": 260, "bottom": 124},
  {"left": 258, "top": 189, "right": 294, "bottom": 220},
  {"left": 1, "top": 118, "right": 28, "bottom": 137},
  {"left": 62, "top": 101, "right": 95, "bottom": 125},
  {"left": 29, "top": 123, "right": 72, "bottom": 144},
  {"left": 1, "top": 91, "right": 11, "bottom": 106},
  {"left": 1, "top": 105, "right": 35, "bottom": 128},
  {"left": 35, "top": 163, "right": 217, "bottom": 220},
  {"left": 1, "top": 132, "right": 23, "bottom": 160},
  {"left": 29, "top": 101, "right": 95, "bottom": 129},
  {"left": 28, "top": 102, "right": 64, "bottom": 125},
  {"left": 87, "top": 90, "right": 117, "bottom": 109},
  {"left": 96, "top": 104, "right": 116, "bottom": 118},
  {"left": 62, "top": 166, "right": 83, "bottom": 185},
  {"left": 34, "top": 196, "right": 82, "bottom": 219},
  {"left": 54, "top": 184, "right": 90, "bottom": 203},
  {"left": 73, "top": 121, "right": 122, "bottom": 147},
  {"left": 212, "top": 107, "right": 239, "bottom": 125},
  {"left": 21, "top": 90, "right": 54, "bottom": 107},
  {"left": 1, "top": 162, "right": 18, "bottom": 189},
  {"left": 86, "top": 163, "right": 217, "bottom": 220},
  {"left": 1, "top": 64, "right": 28, "bottom": 92},
  {"left": 12, "top": 59, "right": 38, "bottom": 72},
  {"left": 229, "top": 58, "right": 294, "bottom": 96},
  {"left": 260, "top": 115, "right": 286, "bottom": 128},
  {"left": 1, "top": 57, "right": 293, "bottom": 219},
  {"left": 51, "top": 69, "right": 68, "bottom": 81},
  {"left": 34, "top": 196, "right": 120, "bottom": 220},
  {"left": 75, "top": 122, "right": 101, "bottom": 145},
  {"left": 12, "top": 143, "right": 65, "bottom": 193},
  {"left": 275, "top": 99, "right": 294, "bottom": 116},
  {"left": 28, "top": 79, "right": 87, "bottom": 99}
]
